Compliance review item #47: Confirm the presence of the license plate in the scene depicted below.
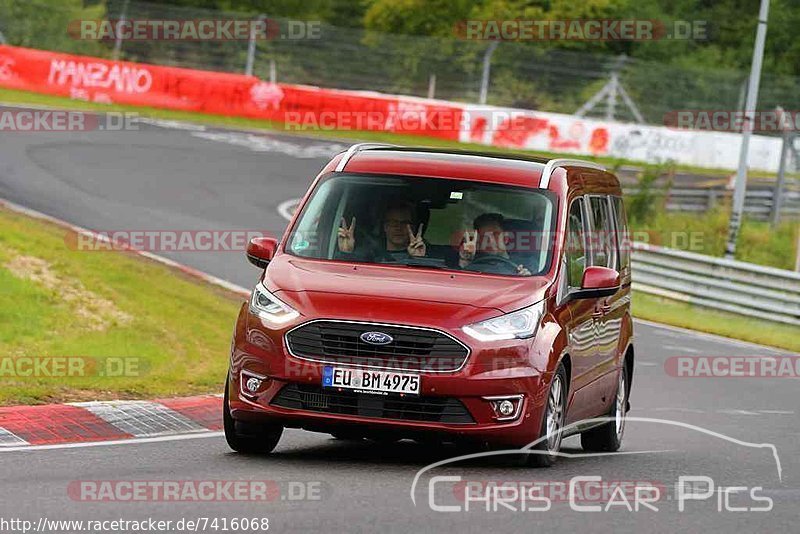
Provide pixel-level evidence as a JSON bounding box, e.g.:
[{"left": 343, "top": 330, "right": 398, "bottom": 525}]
[{"left": 322, "top": 366, "right": 420, "bottom": 396}]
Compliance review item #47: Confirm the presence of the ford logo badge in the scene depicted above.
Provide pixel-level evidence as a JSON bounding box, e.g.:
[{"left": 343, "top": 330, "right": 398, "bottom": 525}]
[{"left": 360, "top": 331, "right": 394, "bottom": 345}]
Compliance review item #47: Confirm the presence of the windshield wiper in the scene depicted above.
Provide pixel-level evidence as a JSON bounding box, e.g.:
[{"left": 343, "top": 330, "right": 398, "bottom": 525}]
[{"left": 397, "top": 258, "right": 448, "bottom": 270}]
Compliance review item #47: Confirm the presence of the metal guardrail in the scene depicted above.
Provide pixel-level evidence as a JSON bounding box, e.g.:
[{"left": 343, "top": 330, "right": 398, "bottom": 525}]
[
  {"left": 624, "top": 187, "right": 800, "bottom": 220},
  {"left": 631, "top": 243, "right": 800, "bottom": 326}
]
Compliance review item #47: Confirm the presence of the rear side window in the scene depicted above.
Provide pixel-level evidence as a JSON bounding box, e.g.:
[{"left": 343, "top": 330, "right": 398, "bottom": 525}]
[
  {"left": 565, "top": 199, "right": 587, "bottom": 288},
  {"left": 611, "top": 196, "right": 630, "bottom": 270},
  {"left": 588, "top": 196, "right": 617, "bottom": 270}
]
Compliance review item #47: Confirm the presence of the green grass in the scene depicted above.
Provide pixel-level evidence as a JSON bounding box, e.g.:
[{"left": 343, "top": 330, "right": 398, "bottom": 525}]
[
  {"left": 0, "top": 86, "right": 794, "bottom": 181},
  {"left": 633, "top": 291, "right": 800, "bottom": 353},
  {"left": 630, "top": 207, "right": 799, "bottom": 270},
  {"left": 0, "top": 206, "right": 243, "bottom": 405}
]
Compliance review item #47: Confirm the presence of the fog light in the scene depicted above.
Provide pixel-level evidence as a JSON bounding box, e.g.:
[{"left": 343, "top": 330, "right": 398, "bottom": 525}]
[
  {"left": 498, "top": 400, "right": 515, "bottom": 417},
  {"left": 483, "top": 394, "right": 524, "bottom": 421},
  {"left": 240, "top": 370, "right": 268, "bottom": 399},
  {"left": 246, "top": 377, "right": 262, "bottom": 393}
]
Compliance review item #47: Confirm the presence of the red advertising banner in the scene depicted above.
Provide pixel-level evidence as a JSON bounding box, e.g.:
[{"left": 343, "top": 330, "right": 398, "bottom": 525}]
[
  {"left": 0, "top": 45, "right": 784, "bottom": 170},
  {"left": 0, "top": 45, "right": 462, "bottom": 140}
]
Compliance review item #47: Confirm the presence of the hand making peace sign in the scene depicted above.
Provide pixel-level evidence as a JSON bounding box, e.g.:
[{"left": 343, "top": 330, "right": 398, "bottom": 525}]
[
  {"left": 337, "top": 216, "right": 356, "bottom": 253},
  {"left": 406, "top": 224, "right": 426, "bottom": 257}
]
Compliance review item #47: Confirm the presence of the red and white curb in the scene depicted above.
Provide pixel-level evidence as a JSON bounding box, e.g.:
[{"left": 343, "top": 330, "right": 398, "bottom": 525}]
[
  {"left": 0, "top": 197, "right": 245, "bottom": 450},
  {"left": 0, "top": 395, "right": 223, "bottom": 450}
]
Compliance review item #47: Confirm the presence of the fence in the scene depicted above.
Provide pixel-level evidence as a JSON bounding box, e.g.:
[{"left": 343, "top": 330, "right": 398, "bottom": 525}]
[
  {"left": 632, "top": 243, "right": 800, "bottom": 326},
  {"left": 2, "top": 0, "right": 800, "bottom": 127},
  {"left": 624, "top": 186, "right": 800, "bottom": 220}
]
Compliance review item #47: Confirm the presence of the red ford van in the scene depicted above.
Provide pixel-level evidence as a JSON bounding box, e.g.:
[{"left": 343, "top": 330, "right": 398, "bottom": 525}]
[{"left": 225, "top": 144, "right": 634, "bottom": 466}]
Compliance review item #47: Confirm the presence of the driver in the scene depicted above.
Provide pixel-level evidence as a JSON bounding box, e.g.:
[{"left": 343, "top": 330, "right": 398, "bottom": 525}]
[
  {"left": 336, "top": 200, "right": 426, "bottom": 262},
  {"left": 459, "top": 213, "right": 531, "bottom": 276}
]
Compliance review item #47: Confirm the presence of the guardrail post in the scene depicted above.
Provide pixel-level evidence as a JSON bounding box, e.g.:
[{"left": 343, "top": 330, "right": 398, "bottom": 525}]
[
  {"left": 707, "top": 189, "right": 718, "bottom": 210},
  {"left": 796, "top": 232, "right": 800, "bottom": 272}
]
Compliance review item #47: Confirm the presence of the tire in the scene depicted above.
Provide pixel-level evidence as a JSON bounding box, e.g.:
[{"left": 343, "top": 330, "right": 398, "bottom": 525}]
[
  {"left": 528, "top": 362, "right": 568, "bottom": 468},
  {"left": 331, "top": 431, "right": 364, "bottom": 442},
  {"left": 366, "top": 434, "right": 400, "bottom": 445},
  {"left": 580, "top": 365, "right": 628, "bottom": 452},
  {"left": 223, "top": 376, "right": 283, "bottom": 454},
  {"left": 414, "top": 435, "right": 444, "bottom": 448}
]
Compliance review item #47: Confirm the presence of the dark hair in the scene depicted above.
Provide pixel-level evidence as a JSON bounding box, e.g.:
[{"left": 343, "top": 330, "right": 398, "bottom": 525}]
[
  {"left": 473, "top": 212, "right": 504, "bottom": 229},
  {"left": 384, "top": 199, "right": 415, "bottom": 220}
]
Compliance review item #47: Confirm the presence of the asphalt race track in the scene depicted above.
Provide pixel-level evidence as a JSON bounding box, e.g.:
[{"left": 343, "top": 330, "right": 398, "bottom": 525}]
[{"left": 1, "top": 106, "right": 798, "bottom": 533}]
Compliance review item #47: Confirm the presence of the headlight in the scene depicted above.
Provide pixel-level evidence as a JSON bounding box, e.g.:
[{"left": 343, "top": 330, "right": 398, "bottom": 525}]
[
  {"left": 249, "top": 281, "right": 300, "bottom": 325},
  {"left": 462, "top": 302, "right": 543, "bottom": 341}
]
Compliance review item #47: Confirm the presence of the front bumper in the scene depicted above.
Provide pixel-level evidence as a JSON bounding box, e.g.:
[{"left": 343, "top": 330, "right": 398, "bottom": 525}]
[{"left": 228, "top": 304, "right": 551, "bottom": 447}]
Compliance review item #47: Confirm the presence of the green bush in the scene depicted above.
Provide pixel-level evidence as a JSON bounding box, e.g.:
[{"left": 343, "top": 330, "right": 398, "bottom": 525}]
[{"left": 625, "top": 163, "right": 672, "bottom": 225}]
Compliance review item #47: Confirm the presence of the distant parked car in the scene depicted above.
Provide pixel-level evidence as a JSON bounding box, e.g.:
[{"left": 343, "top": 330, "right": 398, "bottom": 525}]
[{"left": 224, "top": 144, "right": 634, "bottom": 466}]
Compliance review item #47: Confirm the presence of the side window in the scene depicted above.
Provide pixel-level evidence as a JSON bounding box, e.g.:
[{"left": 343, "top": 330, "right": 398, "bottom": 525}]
[
  {"left": 588, "top": 196, "right": 617, "bottom": 269},
  {"left": 566, "top": 198, "right": 587, "bottom": 288},
  {"left": 611, "top": 196, "right": 630, "bottom": 270}
]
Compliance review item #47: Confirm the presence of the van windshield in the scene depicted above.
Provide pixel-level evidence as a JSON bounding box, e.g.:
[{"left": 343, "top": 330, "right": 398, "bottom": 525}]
[{"left": 285, "top": 174, "right": 557, "bottom": 277}]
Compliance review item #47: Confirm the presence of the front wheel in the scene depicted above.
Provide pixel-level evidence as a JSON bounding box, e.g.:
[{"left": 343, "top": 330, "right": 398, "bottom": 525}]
[
  {"left": 223, "top": 376, "right": 283, "bottom": 454},
  {"left": 330, "top": 430, "right": 364, "bottom": 442},
  {"left": 528, "top": 362, "right": 568, "bottom": 467},
  {"left": 580, "top": 365, "right": 628, "bottom": 452}
]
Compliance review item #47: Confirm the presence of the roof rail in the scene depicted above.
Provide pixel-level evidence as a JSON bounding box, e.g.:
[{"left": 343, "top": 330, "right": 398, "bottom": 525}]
[
  {"left": 334, "top": 143, "right": 397, "bottom": 172},
  {"left": 539, "top": 158, "right": 605, "bottom": 188}
]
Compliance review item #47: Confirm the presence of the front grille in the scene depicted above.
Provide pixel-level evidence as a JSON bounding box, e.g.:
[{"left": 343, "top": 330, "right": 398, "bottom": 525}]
[
  {"left": 271, "top": 384, "right": 475, "bottom": 424},
  {"left": 285, "top": 321, "right": 469, "bottom": 372}
]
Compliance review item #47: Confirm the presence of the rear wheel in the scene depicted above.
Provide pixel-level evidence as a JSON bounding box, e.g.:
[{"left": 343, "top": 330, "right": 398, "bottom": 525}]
[
  {"left": 223, "top": 376, "right": 283, "bottom": 454},
  {"left": 528, "top": 362, "right": 568, "bottom": 467},
  {"left": 580, "top": 365, "right": 628, "bottom": 452}
]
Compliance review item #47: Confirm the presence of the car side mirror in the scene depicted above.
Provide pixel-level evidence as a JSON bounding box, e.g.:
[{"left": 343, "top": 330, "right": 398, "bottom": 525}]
[
  {"left": 575, "top": 266, "right": 620, "bottom": 299},
  {"left": 246, "top": 237, "right": 278, "bottom": 269}
]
